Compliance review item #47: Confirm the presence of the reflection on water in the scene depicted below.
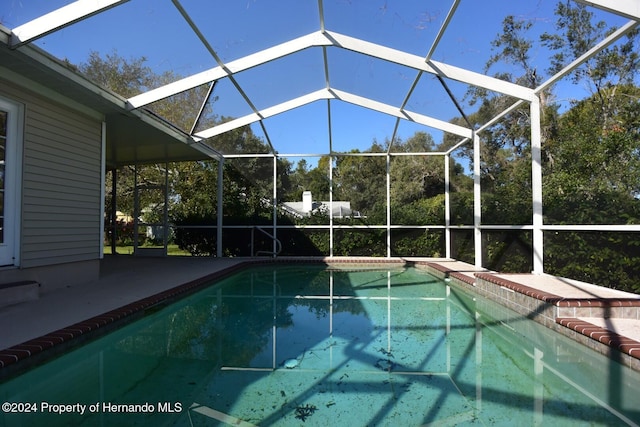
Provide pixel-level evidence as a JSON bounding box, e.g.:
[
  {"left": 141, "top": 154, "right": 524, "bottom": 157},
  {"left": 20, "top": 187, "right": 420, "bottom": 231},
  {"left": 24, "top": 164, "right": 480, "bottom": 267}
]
[{"left": 1, "top": 265, "right": 639, "bottom": 426}]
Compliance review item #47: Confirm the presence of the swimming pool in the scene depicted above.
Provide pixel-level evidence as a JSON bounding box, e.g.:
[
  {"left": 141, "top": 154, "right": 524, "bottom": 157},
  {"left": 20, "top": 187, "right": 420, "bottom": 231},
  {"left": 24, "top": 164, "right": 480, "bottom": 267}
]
[{"left": 1, "top": 264, "right": 638, "bottom": 426}]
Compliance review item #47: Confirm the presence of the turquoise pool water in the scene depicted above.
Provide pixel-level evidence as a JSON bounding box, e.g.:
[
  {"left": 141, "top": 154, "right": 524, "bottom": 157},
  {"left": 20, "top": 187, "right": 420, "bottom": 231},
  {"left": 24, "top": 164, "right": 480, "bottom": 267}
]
[{"left": 1, "top": 265, "right": 639, "bottom": 426}]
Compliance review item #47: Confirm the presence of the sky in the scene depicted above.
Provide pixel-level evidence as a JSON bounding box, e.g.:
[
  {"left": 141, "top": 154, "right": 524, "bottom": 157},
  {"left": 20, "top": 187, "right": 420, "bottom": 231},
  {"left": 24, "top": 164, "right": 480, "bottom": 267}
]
[{"left": 0, "top": 0, "right": 632, "bottom": 164}]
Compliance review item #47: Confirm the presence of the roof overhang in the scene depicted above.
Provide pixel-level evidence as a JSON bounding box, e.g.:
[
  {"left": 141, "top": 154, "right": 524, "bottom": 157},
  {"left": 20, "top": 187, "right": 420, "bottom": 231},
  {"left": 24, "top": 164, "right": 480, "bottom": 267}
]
[{"left": 0, "top": 24, "right": 221, "bottom": 168}]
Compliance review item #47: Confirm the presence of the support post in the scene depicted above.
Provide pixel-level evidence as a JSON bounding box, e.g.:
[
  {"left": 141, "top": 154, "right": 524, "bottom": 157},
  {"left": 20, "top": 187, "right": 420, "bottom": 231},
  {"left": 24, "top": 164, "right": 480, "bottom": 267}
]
[
  {"left": 217, "top": 158, "right": 224, "bottom": 258},
  {"left": 110, "top": 168, "right": 117, "bottom": 256},
  {"left": 163, "top": 162, "right": 169, "bottom": 254},
  {"left": 329, "top": 156, "right": 334, "bottom": 257},
  {"left": 473, "top": 131, "right": 482, "bottom": 269},
  {"left": 386, "top": 154, "right": 391, "bottom": 258},
  {"left": 273, "top": 155, "right": 278, "bottom": 257},
  {"left": 531, "top": 96, "right": 544, "bottom": 274},
  {"left": 133, "top": 164, "right": 139, "bottom": 252},
  {"left": 444, "top": 154, "right": 451, "bottom": 259},
  {"left": 100, "top": 122, "right": 106, "bottom": 258}
]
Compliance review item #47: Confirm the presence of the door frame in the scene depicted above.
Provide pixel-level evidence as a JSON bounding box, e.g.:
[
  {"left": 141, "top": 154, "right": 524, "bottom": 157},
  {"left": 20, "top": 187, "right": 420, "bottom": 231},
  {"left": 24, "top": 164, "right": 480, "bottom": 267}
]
[{"left": 0, "top": 96, "right": 23, "bottom": 267}]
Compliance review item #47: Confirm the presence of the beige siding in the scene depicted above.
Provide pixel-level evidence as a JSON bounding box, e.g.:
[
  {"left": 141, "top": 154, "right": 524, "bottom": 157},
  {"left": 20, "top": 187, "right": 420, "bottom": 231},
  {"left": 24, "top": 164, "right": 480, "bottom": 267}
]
[{"left": 0, "top": 79, "right": 103, "bottom": 268}]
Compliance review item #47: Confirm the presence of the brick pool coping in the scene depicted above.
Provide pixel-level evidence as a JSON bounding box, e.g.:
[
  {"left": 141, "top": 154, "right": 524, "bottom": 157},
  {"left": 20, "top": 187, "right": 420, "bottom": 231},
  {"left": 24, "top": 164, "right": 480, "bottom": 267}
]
[
  {"left": 0, "top": 261, "right": 253, "bottom": 375},
  {"left": 419, "top": 261, "right": 640, "bottom": 371},
  {"left": 2, "top": 257, "right": 639, "bottom": 375},
  {"left": 0, "top": 257, "right": 408, "bottom": 375}
]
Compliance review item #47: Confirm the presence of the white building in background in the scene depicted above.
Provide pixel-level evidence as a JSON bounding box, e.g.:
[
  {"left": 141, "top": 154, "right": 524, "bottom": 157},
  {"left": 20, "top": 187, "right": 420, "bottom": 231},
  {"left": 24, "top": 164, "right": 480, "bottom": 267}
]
[{"left": 281, "top": 191, "right": 363, "bottom": 219}]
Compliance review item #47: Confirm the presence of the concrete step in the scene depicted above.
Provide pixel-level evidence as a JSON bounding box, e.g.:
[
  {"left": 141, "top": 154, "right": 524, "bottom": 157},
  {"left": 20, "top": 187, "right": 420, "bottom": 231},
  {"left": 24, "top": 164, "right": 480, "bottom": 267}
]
[{"left": 0, "top": 281, "right": 39, "bottom": 308}]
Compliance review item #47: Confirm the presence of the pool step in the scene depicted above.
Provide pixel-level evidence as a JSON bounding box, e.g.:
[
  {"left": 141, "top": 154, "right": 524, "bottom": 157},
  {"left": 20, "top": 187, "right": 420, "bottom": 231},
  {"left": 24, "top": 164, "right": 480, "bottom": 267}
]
[{"left": 0, "top": 281, "right": 40, "bottom": 308}]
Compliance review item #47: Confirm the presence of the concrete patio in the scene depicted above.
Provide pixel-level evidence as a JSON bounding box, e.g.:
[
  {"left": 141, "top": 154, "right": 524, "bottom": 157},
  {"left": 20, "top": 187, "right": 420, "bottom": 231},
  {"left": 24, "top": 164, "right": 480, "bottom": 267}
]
[{"left": 0, "top": 256, "right": 244, "bottom": 351}]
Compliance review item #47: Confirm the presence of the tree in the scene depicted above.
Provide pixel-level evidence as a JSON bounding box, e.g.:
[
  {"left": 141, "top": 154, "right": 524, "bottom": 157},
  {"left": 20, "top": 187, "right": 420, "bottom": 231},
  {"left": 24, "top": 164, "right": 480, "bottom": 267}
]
[
  {"left": 544, "top": 85, "right": 640, "bottom": 224},
  {"left": 333, "top": 143, "right": 386, "bottom": 221},
  {"left": 462, "top": 3, "right": 640, "bottom": 288},
  {"left": 539, "top": 3, "right": 640, "bottom": 224},
  {"left": 541, "top": 1, "right": 639, "bottom": 131},
  {"left": 542, "top": 2, "right": 639, "bottom": 89},
  {"left": 485, "top": 15, "right": 542, "bottom": 90},
  {"left": 80, "top": 51, "right": 154, "bottom": 98},
  {"left": 390, "top": 132, "right": 441, "bottom": 204},
  {"left": 285, "top": 157, "right": 331, "bottom": 203},
  {"left": 83, "top": 51, "right": 287, "bottom": 253},
  {"left": 82, "top": 51, "right": 219, "bottom": 231}
]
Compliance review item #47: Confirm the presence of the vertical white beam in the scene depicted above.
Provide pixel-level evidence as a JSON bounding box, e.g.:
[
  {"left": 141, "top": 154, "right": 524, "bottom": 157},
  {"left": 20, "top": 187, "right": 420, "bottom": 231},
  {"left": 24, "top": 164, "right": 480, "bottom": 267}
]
[
  {"left": 473, "top": 132, "right": 482, "bottom": 269},
  {"left": 444, "top": 154, "right": 451, "bottom": 259},
  {"left": 133, "top": 164, "right": 139, "bottom": 252},
  {"left": 110, "top": 169, "right": 117, "bottom": 256},
  {"left": 531, "top": 96, "right": 544, "bottom": 274},
  {"left": 329, "top": 156, "right": 334, "bottom": 257},
  {"left": 386, "top": 154, "right": 391, "bottom": 258},
  {"left": 99, "top": 122, "right": 106, "bottom": 259},
  {"left": 163, "top": 162, "right": 169, "bottom": 255},
  {"left": 217, "top": 158, "right": 224, "bottom": 258},
  {"left": 273, "top": 156, "right": 278, "bottom": 257}
]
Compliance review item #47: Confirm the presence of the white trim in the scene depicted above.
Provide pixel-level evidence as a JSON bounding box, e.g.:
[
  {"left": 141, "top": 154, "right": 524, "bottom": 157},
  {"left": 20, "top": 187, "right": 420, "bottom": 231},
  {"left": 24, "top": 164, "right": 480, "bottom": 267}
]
[
  {"left": 99, "top": 122, "right": 106, "bottom": 259},
  {"left": 0, "top": 66, "right": 104, "bottom": 121},
  {"left": 194, "top": 89, "right": 330, "bottom": 140},
  {"left": 223, "top": 151, "right": 446, "bottom": 158},
  {"left": 4, "top": 46, "right": 127, "bottom": 109},
  {"left": 325, "top": 31, "right": 536, "bottom": 102},
  {"left": 531, "top": 97, "right": 543, "bottom": 274},
  {"left": 329, "top": 155, "right": 334, "bottom": 256},
  {"left": 473, "top": 132, "right": 482, "bottom": 269},
  {"left": 10, "top": 0, "right": 129, "bottom": 48},
  {"left": 331, "top": 89, "right": 473, "bottom": 138},
  {"left": 195, "top": 88, "right": 472, "bottom": 142},
  {"left": 129, "top": 29, "right": 535, "bottom": 110},
  {"left": 188, "top": 224, "right": 640, "bottom": 231},
  {"left": 127, "top": 32, "right": 331, "bottom": 109},
  {"left": 576, "top": 0, "right": 640, "bottom": 21},
  {"left": 542, "top": 225, "right": 640, "bottom": 231},
  {"left": 426, "top": 0, "right": 461, "bottom": 61},
  {"left": 444, "top": 155, "right": 451, "bottom": 259},
  {"left": 216, "top": 159, "right": 223, "bottom": 258},
  {"left": 386, "top": 154, "right": 391, "bottom": 257},
  {"left": 272, "top": 156, "right": 277, "bottom": 256},
  {"left": 0, "top": 95, "right": 24, "bottom": 267}
]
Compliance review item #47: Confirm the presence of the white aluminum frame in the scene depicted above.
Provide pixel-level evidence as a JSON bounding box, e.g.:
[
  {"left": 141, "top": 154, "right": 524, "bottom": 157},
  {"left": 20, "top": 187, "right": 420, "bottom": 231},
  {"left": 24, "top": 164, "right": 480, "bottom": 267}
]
[
  {"left": 9, "top": 0, "right": 129, "bottom": 48},
  {"left": 7, "top": 0, "right": 640, "bottom": 272}
]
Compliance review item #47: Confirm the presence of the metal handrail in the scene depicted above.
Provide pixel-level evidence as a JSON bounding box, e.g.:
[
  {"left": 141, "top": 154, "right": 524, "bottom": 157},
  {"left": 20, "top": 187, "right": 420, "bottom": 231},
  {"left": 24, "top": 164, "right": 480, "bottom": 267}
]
[{"left": 251, "top": 226, "right": 282, "bottom": 257}]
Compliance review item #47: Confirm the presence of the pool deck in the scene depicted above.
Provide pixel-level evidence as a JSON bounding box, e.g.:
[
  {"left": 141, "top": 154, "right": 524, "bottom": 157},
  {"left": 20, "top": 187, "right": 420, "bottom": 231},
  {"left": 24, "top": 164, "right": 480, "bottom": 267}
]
[{"left": 1, "top": 256, "right": 639, "bottom": 374}]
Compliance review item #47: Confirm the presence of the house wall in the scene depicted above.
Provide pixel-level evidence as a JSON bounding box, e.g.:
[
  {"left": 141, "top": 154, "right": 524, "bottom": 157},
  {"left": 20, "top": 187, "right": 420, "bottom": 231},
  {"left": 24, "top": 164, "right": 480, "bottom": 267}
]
[{"left": 0, "top": 77, "right": 103, "bottom": 289}]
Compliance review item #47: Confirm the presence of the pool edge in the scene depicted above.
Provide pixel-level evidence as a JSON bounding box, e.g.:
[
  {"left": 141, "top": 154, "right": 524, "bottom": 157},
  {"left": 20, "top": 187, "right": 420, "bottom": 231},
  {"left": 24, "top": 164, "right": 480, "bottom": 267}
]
[
  {"left": 0, "top": 257, "right": 408, "bottom": 378},
  {"left": 2, "top": 257, "right": 639, "bottom": 377},
  {"left": 419, "top": 261, "right": 640, "bottom": 372}
]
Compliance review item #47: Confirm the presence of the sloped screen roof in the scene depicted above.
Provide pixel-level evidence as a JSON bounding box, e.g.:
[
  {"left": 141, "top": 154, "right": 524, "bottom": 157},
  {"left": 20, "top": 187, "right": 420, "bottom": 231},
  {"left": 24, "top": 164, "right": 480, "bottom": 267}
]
[{"left": 0, "top": 0, "right": 637, "bottom": 163}]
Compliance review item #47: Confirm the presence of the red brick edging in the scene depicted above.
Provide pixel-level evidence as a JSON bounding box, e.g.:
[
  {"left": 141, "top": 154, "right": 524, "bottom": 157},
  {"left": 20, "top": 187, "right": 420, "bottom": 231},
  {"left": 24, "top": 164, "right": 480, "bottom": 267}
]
[
  {"left": 557, "top": 318, "right": 640, "bottom": 359},
  {"left": 0, "top": 257, "right": 409, "bottom": 373},
  {"left": 0, "top": 262, "right": 249, "bottom": 372},
  {"left": 423, "top": 262, "right": 640, "bottom": 364},
  {"left": 3, "top": 259, "right": 639, "bottom": 375}
]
